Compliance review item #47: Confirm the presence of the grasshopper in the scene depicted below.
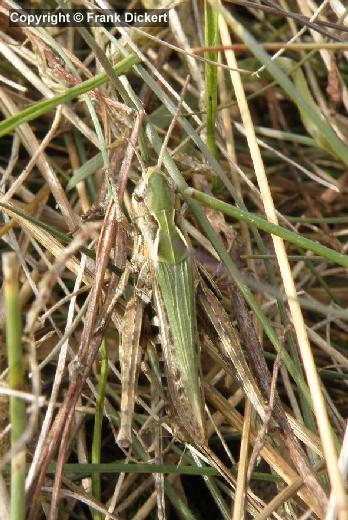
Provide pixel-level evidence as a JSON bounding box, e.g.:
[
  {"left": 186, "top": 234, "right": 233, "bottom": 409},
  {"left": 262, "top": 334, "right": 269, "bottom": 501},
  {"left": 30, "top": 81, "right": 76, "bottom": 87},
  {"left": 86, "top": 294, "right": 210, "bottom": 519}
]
[
  {"left": 117, "top": 166, "right": 206, "bottom": 447},
  {"left": 116, "top": 163, "right": 268, "bottom": 449}
]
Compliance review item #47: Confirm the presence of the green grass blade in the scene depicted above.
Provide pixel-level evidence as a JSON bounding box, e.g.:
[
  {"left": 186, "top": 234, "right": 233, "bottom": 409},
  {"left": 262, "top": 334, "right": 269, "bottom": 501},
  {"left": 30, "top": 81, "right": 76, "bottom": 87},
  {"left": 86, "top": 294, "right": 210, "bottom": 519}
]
[
  {"left": 164, "top": 479, "right": 199, "bottom": 520},
  {"left": 190, "top": 452, "right": 230, "bottom": 520},
  {"left": 67, "top": 152, "right": 104, "bottom": 191},
  {"left": 0, "top": 54, "right": 140, "bottom": 138},
  {"left": 65, "top": 463, "right": 220, "bottom": 476},
  {"left": 185, "top": 189, "right": 348, "bottom": 269},
  {"left": 214, "top": 2, "right": 348, "bottom": 168},
  {"left": 286, "top": 215, "right": 348, "bottom": 224},
  {"left": 3, "top": 253, "right": 26, "bottom": 520},
  {"left": 74, "top": 130, "right": 97, "bottom": 200},
  {"left": 25, "top": 462, "right": 283, "bottom": 482},
  {"left": 205, "top": 1, "right": 219, "bottom": 159}
]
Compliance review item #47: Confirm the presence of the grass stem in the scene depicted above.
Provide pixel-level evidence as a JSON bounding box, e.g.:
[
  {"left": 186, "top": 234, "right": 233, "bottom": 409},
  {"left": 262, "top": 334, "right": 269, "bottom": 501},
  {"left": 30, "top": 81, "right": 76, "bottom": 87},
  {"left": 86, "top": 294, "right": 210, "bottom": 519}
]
[{"left": 3, "top": 253, "right": 26, "bottom": 520}]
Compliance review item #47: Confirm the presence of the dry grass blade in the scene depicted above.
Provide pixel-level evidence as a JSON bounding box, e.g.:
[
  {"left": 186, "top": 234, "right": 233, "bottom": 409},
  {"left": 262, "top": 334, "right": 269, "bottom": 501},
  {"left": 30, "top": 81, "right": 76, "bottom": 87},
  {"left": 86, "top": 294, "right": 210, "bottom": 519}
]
[
  {"left": 0, "top": 89, "right": 78, "bottom": 230},
  {"left": 255, "top": 460, "right": 326, "bottom": 520},
  {"left": 198, "top": 280, "right": 265, "bottom": 418},
  {"left": 205, "top": 384, "right": 324, "bottom": 517},
  {"left": 230, "top": 284, "right": 328, "bottom": 515},
  {"left": 27, "top": 200, "right": 118, "bottom": 519},
  {"left": 232, "top": 399, "right": 252, "bottom": 520},
  {"left": 0, "top": 200, "right": 93, "bottom": 284},
  {"left": 217, "top": 6, "right": 346, "bottom": 515}
]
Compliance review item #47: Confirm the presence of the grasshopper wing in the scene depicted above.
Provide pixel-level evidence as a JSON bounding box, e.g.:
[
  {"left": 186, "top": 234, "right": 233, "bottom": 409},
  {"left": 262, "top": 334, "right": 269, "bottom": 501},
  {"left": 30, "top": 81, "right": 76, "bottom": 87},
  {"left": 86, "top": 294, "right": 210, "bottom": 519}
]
[{"left": 154, "top": 259, "right": 206, "bottom": 445}]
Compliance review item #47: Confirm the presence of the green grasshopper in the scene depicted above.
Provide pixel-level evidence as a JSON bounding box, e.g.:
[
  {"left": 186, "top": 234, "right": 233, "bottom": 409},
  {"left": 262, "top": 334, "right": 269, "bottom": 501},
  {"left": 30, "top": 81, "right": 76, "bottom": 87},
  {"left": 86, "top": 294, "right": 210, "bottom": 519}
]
[
  {"left": 117, "top": 166, "right": 206, "bottom": 447},
  {"left": 116, "top": 163, "right": 267, "bottom": 449}
]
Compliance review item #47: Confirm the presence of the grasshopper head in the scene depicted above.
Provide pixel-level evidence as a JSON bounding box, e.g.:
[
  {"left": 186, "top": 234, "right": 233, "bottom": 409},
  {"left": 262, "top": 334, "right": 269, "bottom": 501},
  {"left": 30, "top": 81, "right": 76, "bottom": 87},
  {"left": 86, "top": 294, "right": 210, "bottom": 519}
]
[{"left": 132, "top": 176, "right": 148, "bottom": 218}]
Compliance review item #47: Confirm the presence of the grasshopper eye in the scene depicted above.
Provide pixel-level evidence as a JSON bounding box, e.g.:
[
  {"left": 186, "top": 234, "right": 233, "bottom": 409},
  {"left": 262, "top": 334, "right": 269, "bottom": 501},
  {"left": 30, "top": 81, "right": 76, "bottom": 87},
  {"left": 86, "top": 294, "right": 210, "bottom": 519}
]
[
  {"left": 133, "top": 180, "right": 146, "bottom": 202},
  {"left": 133, "top": 189, "right": 144, "bottom": 203}
]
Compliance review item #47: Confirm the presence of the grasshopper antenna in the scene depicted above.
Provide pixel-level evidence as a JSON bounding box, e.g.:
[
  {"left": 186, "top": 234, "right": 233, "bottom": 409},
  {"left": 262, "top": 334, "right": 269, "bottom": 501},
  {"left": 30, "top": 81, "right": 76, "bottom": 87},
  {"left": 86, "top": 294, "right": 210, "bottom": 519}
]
[
  {"left": 132, "top": 142, "right": 146, "bottom": 174},
  {"left": 157, "top": 75, "right": 191, "bottom": 171}
]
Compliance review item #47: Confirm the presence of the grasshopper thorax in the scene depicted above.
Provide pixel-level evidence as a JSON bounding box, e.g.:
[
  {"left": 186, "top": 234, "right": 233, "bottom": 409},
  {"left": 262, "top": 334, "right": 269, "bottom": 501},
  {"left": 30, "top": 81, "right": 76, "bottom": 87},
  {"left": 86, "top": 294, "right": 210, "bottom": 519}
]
[
  {"left": 132, "top": 167, "right": 187, "bottom": 265},
  {"left": 145, "top": 167, "right": 176, "bottom": 216}
]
